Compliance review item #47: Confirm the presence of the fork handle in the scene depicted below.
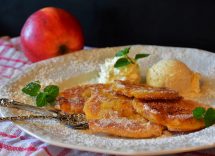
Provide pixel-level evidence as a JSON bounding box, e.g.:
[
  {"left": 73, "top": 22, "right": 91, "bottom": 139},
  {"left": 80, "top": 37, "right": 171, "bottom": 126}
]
[
  {"left": 0, "top": 115, "right": 89, "bottom": 130},
  {"left": 0, "top": 115, "right": 55, "bottom": 121},
  {"left": 0, "top": 98, "right": 58, "bottom": 116}
]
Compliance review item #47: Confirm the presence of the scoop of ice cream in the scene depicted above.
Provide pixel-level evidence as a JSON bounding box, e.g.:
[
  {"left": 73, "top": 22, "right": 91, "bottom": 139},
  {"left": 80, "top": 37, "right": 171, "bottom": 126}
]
[
  {"left": 98, "top": 57, "right": 141, "bottom": 84},
  {"left": 146, "top": 59, "right": 201, "bottom": 95}
]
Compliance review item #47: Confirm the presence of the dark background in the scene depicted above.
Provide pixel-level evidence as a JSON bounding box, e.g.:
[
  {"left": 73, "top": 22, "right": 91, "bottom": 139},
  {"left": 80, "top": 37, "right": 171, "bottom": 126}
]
[{"left": 1, "top": 0, "right": 215, "bottom": 52}]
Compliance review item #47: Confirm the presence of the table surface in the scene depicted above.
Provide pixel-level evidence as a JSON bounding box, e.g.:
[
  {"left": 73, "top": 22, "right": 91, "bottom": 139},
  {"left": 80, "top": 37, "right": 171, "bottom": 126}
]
[{"left": 0, "top": 36, "right": 215, "bottom": 156}]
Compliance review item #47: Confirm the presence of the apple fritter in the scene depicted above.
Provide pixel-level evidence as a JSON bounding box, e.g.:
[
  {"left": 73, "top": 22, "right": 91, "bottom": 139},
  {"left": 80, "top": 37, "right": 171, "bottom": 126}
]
[
  {"left": 88, "top": 118, "right": 164, "bottom": 138},
  {"left": 83, "top": 91, "right": 137, "bottom": 120},
  {"left": 112, "top": 80, "right": 180, "bottom": 100},
  {"left": 56, "top": 84, "right": 110, "bottom": 114},
  {"left": 133, "top": 99, "right": 209, "bottom": 131},
  {"left": 83, "top": 92, "right": 164, "bottom": 138}
]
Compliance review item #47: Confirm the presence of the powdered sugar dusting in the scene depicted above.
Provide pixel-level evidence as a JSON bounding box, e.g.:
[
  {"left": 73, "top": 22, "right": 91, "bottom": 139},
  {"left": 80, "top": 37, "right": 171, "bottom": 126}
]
[{"left": 1, "top": 45, "right": 215, "bottom": 155}]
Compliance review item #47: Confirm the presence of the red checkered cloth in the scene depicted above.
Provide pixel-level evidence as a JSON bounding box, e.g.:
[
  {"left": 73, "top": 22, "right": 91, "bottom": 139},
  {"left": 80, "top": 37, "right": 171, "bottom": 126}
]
[{"left": 0, "top": 36, "right": 215, "bottom": 156}]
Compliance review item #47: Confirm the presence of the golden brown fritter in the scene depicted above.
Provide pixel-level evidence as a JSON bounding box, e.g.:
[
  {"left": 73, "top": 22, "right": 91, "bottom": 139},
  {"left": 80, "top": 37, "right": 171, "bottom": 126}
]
[
  {"left": 83, "top": 91, "right": 136, "bottom": 120},
  {"left": 88, "top": 118, "right": 164, "bottom": 138},
  {"left": 133, "top": 99, "right": 209, "bottom": 131},
  {"left": 56, "top": 84, "right": 110, "bottom": 114},
  {"left": 112, "top": 80, "right": 181, "bottom": 100},
  {"left": 83, "top": 92, "right": 164, "bottom": 138}
]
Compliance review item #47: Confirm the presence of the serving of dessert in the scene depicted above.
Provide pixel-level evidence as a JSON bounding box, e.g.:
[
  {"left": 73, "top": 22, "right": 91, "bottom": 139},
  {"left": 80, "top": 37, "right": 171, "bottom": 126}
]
[
  {"left": 47, "top": 47, "right": 213, "bottom": 138},
  {"left": 1, "top": 45, "right": 215, "bottom": 154}
]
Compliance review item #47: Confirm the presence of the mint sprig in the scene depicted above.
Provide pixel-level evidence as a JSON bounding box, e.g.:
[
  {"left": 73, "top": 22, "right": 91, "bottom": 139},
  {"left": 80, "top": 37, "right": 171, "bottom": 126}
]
[
  {"left": 22, "top": 81, "right": 59, "bottom": 107},
  {"left": 193, "top": 107, "right": 215, "bottom": 127},
  {"left": 114, "top": 47, "right": 149, "bottom": 68}
]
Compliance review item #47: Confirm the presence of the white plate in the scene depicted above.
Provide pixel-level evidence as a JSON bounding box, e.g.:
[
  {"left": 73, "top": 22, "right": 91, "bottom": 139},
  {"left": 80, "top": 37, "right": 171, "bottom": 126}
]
[{"left": 1, "top": 45, "right": 215, "bottom": 155}]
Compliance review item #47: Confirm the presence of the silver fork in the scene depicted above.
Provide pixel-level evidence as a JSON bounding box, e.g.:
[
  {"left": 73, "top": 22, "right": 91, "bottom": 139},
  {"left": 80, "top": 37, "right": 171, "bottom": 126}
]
[{"left": 0, "top": 98, "right": 88, "bottom": 130}]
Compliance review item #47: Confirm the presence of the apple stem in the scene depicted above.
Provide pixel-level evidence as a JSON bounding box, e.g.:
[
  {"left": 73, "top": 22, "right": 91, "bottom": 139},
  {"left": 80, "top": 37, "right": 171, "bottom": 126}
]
[{"left": 58, "top": 45, "right": 69, "bottom": 55}]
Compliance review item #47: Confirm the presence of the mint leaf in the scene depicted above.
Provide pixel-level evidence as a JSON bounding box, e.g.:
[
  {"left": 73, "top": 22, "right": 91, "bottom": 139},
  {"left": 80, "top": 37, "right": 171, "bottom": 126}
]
[
  {"left": 114, "top": 58, "right": 131, "bottom": 68},
  {"left": 135, "top": 53, "right": 150, "bottom": 60},
  {"left": 36, "top": 92, "right": 47, "bottom": 107},
  {"left": 204, "top": 108, "right": 215, "bottom": 127},
  {"left": 193, "top": 107, "right": 206, "bottom": 120},
  {"left": 21, "top": 81, "right": 60, "bottom": 107},
  {"left": 115, "top": 47, "right": 130, "bottom": 57},
  {"left": 44, "top": 85, "right": 59, "bottom": 102},
  {"left": 22, "top": 81, "right": 41, "bottom": 96}
]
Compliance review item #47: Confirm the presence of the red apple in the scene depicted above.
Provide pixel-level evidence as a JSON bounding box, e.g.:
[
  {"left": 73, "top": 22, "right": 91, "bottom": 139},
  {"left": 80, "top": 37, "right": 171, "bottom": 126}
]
[{"left": 20, "top": 7, "right": 84, "bottom": 62}]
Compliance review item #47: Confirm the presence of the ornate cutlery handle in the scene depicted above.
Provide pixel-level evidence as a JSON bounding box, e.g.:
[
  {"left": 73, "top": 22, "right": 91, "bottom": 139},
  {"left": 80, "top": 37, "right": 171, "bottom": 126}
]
[
  {"left": 0, "top": 98, "right": 58, "bottom": 116},
  {"left": 0, "top": 115, "right": 54, "bottom": 121},
  {"left": 0, "top": 98, "right": 89, "bottom": 129},
  {"left": 0, "top": 114, "right": 88, "bottom": 129}
]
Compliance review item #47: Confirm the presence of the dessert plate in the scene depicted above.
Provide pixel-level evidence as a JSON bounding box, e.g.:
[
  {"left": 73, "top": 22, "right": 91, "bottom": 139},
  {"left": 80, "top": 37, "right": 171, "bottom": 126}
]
[{"left": 1, "top": 45, "right": 215, "bottom": 155}]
